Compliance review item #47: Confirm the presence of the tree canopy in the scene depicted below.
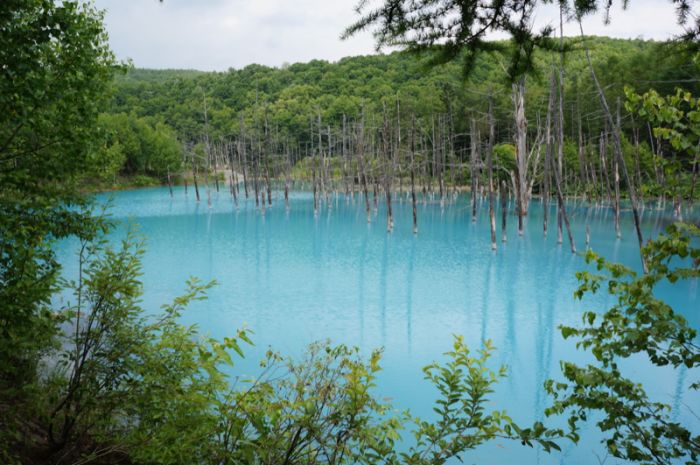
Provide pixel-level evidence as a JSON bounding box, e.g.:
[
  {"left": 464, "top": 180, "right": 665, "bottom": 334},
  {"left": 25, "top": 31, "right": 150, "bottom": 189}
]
[
  {"left": 0, "top": 0, "right": 116, "bottom": 392},
  {"left": 342, "top": 0, "right": 700, "bottom": 79}
]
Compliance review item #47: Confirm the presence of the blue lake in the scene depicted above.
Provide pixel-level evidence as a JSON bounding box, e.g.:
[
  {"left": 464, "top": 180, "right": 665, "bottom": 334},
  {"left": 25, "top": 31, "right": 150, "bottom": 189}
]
[{"left": 55, "top": 187, "right": 699, "bottom": 464}]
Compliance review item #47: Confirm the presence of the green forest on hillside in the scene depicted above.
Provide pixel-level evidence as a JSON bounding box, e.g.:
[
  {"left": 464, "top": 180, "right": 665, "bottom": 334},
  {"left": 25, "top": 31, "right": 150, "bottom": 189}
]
[{"left": 92, "top": 37, "right": 699, "bottom": 207}]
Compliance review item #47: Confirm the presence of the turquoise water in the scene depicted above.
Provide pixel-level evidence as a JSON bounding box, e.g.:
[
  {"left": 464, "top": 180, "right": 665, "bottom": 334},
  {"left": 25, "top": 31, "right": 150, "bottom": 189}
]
[{"left": 55, "top": 187, "right": 699, "bottom": 464}]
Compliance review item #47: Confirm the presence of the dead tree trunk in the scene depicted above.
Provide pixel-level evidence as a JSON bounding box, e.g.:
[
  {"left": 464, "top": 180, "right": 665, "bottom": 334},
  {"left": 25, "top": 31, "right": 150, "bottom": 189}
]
[
  {"left": 192, "top": 158, "right": 200, "bottom": 202},
  {"left": 512, "top": 78, "right": 528, "bottom": 235},
  {"left": 599, "top": 132, "right": 613, "bottom": 203},
  {"left": 342, "top": 114, "right": 350, "bottom": 197},
  {"left": 500, "top": 180, "right": 507, "bottom": 243},
  {"left": 167, "top": 167, "right": 173, "bottom": 198},
  {"left": 253, "top": 141, "right": 260, "bottom": 208},
  {"left": 487, "top": 100, "right": 497, "bottom": 251},
  {"left": 543, "top": 71, "right": 556, "bottom": 237},
  {"left": 550, "top": 151, "right": 576, "bottom": 253},
  {"left": 263, "top": 113, "right": 273, "bottom": 207},
  {"left": 547, "top": 75, "right": 576, "bottom": 253},
  {"left": 382, "top": 103, "right": 394, "bottom": 232},
  {"left": 284, "top": 142, "right": 291, "bottom": 209},
  {"left": 356, "top": 113, "right": 371, "bottom": 223},
  {"left": 579, "top": 20, "right": 646, "bottom": 271},
  {"left": 312, "top": 146, "right": 318, "bottom": 215},
  {"left": 239, "top": 118, "right": 249, "bottom": 199},
  {"left": 470, "top": 118, "right": 479, "bottom": 222},
  {"left": 410, "top": 116, "right": 418, "bottom": 234}
]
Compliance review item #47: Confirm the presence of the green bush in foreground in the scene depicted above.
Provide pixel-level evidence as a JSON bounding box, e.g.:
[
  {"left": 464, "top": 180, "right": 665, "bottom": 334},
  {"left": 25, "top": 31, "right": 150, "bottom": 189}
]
[{"left": 547, "top": 222, "right": 700, "bottom": 464}]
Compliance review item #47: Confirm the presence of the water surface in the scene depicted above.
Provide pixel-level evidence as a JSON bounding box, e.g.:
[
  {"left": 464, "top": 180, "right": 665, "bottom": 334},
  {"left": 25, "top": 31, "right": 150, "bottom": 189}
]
[{"left": 55, "top": 187, "right": 699, "bottom": 464}]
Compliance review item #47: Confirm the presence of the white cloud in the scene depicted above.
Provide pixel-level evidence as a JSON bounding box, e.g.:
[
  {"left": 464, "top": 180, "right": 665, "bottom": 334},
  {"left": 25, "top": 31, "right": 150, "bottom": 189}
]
[{"left": 93, "top": 0, "right": 689, "bottom": 71}]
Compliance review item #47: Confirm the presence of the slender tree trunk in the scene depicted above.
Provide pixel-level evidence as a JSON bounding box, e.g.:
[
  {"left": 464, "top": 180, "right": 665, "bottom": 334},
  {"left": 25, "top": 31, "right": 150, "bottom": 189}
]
[
  {"left": 550, "top": 151, "right": 576, "bottom": 253},
  {"left": 167, "top": 168, "right": 173, "bottom": 198},
  {"left": 579, "top": 21, "right": 646, "bottom": 271},
  {"left": 547, "top": 76, "right": 576, "bottom": 253},
  {"left": 357, "top": 113, "right": 371, "bottom": 223},
  {"left": 512, "top": 78, "right": 528, "bottom": 235},
  {"left": 312, "top": 149, "right": 318, "bottom": 215},
  {"left": 470, "top": 118, "right": 479, "bottom": 222},
  {"left": 544, "top": 71, "right": 556, "bottom": 237},
  {"left": 193, "top": 162, "right": 200, "bottom": 202},
  {"left": 501, "top": 180, "right": 507, "bottom": 243},
  {"left": 382, "top": 104, "right": 394, "bottom": 232},
  {"left": 284, "top": 143, "right": 291, "bottom": 209},
  {"left": 239, "top": 120, "right": 249, "bottom": 199},
  {"left": 613, "top": 149, "right": 621, "bottom": 238},
  {"left": 487, "top": 100, "right": 497, "bottom": 250},
  {"left": 253, "top": 144, "right": 260, "bottom": 208},
  {"left": 410, "top": 116, "right": 418, "bottom": 234}
]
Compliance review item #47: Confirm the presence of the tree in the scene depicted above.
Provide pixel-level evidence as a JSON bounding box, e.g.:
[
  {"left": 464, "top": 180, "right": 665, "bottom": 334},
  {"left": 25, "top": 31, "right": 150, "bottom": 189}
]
[
  {"left": 625, "top": 87, "right": 700, "bottom": 201},
  {"left": 0, "top": 0, "right": 116, "bottom": 434},
  {"left": 91, "top": 113, "right": 182, "bottom": 181},
  {"left": 342, "top": 0, "right": 698, "bottom": 79}
]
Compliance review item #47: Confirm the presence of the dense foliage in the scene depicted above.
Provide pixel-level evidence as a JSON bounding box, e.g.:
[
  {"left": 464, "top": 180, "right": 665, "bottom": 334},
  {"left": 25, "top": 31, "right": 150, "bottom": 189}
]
[
  {"left": 0, "top": 0, "right": 115, "bottom": 408},
  {"left": 100, "top": 36, "right": 699, "bottom": 199},
  {"left": 111, "top": 38, "right": 699, "bottom": 141},
  {"left": 342, "top": 0, "right": 700, "bottom": 79},
  {"left": 87, "top": 112, "right": 181, "bottom": 183},
  {"left": 547, "top": 223, "right": 700, "bottom": 463}
]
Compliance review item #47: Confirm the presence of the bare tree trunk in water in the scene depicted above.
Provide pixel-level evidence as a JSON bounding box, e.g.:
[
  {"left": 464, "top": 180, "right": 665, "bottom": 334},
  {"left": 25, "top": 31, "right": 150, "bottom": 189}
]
[
  {"left": 599, "top": 131, "right": 613, "bottom": 203},
  {"left": 470, "top": 118, "right": 479, "bottom": 222},
  {"left": 691, "top": 147, "right": 698, "bottom": 202},
  {"left": 543, "top": 71, "right": 556, "bottom": 237},
  {"left": 227, "top": 144, "right": 239, "bottom": 208},
  {"left": 613, "top": 152, "right": 621, "bottom": 238},
  {"left": 312, "top": 149, "right": 318, "bottom": 215},
  {"left": 167, "top": 168, "right": 173, "bottom": 198},
  {"left": 410, "top": 116, "right": 418, "bottom": 234},
  {"left": 239, "top": 118, "right": 249, "bottom": 199},
  {"left": 550, "top": 151, "right": 576, "bottom": 253},
  {"left": 284, "top": 143, "right": 291, "bottom": 209},
  {"left": 342, "top": 114, "right": 350, "bottom": 197},
  {"left": 556, "top": 60, "right": 565, "bottom": 245},
  {"left": 556, "top": 5, "right": 565, "bottom": 241},
  {"left": 253, "top": 144, "right": 260, "bottom": 208},
  {"left": 214, "top": 152, "right": 220, "bottom": 193},
  {"left": 500, "top": 180, "right": 507, "bottom": 243},
  {"left": 487, "top": 100, "right": 497, "bottom": 251},
  {"left": 193, "top": 161, "right": 200, "bottom": 202},
  {"left": 202, "top": 93, "right": 213, "bottom": 208},
  {"left": 356, "top": 112, "right": 371, "bottom": 223},
  {"left": 325, "top": 125, "right": 332, "bottom": 208},
  {"left": 512, "top": 78, "right": 528, "bottom": 235},
  {"left": 382, "top": 102, "right": 394, "bottom": 233},
  {"left": 613, "top": 102, "right": 623, "bottom": 239},
  {"left": 231, "top": 171, "right": 238, "bottom": 208},
  {"left": 579, "top": 20, "right": 646, "bottom": 271},
  {"left": 547, "top": 75, "right": 576, "bottom": 253}
]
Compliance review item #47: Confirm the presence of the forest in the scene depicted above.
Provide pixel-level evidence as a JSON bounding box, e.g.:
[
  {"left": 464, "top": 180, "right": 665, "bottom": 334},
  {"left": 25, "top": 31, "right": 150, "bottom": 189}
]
[
  {"left": 1, "top": 1, "right": 699, "bottom": 465},
  {"left": 95, "top": 37, "right": 699, "bottom": 243}
]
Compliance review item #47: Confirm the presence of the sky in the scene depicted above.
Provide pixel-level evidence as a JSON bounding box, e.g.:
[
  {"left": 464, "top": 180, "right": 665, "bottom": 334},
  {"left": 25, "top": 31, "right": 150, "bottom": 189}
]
[{"left": 92, "top": 0, "right": 689, "bottom": 71}]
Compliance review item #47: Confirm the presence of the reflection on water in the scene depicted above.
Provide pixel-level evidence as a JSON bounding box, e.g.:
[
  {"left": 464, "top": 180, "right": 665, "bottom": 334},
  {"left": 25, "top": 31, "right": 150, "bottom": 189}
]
[{"left": 55, "top": 187, "right": 699, "bottom": 465}]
